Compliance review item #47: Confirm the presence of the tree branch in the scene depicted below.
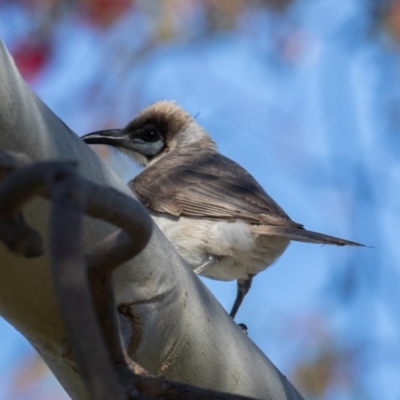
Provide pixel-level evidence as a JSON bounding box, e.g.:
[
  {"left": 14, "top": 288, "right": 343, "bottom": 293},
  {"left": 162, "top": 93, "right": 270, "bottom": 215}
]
[{"left": 0, "top": 153, "right": 271, "bottom": 400}]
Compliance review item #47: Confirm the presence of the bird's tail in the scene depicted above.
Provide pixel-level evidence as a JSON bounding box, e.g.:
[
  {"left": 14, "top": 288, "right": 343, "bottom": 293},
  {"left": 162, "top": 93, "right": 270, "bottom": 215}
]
[{"left": 250, "top": 225, "right": 364, "bottom": 247}]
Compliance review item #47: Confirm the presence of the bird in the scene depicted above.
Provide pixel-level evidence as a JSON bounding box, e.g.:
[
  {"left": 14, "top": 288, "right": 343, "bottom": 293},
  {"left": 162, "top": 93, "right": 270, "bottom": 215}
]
[{"left": 81, "top": 101, "right": 363, "bottom": 319}]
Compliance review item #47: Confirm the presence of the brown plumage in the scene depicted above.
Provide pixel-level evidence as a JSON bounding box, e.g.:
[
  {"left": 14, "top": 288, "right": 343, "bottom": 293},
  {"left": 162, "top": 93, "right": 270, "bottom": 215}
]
[{"left": 82, "top": 100, "right": 364, "bottom": 319}]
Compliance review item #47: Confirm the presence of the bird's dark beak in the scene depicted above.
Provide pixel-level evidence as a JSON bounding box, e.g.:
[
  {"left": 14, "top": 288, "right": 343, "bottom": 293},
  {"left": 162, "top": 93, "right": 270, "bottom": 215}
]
[{"left": 81, "top": 129, "right": 125, "bottom": 145}]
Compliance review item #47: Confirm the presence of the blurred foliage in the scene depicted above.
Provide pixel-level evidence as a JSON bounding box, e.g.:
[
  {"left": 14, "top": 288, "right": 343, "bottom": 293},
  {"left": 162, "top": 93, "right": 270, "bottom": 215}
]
[
  {"left": 289, "top": 314, "right": 365, "bottom": 399},
  {"left": 4, "top": 0, "right": 297, "bottom": 84},
  {"left": 383, "top": 0, "right": 400, "bottom": 43},
  {"left": 5, "top": 0, "right": 400, "bottom": 85},
  {"left": 5, "top": 351, "right": 69, "bottom": 400}
]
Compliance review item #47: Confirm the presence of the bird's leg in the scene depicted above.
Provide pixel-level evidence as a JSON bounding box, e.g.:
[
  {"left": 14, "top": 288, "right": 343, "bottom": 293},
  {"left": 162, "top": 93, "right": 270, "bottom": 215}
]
[
  {"left": 193, "top": 254, "right": 220, "bottom": 275},
  {"left": 229, "top": 276, "right": 253, "bottom": 319}
]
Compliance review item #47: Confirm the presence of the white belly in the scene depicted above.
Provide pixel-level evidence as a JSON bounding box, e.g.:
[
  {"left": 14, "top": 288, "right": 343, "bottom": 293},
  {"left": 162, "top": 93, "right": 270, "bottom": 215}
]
[{"left": 151, "top": 213, "right": 290, "bottom": 281}]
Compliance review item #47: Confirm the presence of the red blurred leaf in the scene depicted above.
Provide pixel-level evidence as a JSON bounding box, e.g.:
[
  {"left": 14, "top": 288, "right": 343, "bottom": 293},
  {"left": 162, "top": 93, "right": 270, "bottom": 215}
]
[
  {"left": 384, "top": 0, "right": 400, "bottom": 43},
  {"left": 81, "top": 0, "right": 134, "bottom": 27},
  {"left": 12, "top": 38, "right": 51, "bottom": 83}
]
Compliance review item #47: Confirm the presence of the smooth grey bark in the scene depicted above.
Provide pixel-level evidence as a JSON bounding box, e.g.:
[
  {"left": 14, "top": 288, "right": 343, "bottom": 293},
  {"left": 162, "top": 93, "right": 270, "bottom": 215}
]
[{"left": 0, "top": 39, "right": 304, "bottom": 400}]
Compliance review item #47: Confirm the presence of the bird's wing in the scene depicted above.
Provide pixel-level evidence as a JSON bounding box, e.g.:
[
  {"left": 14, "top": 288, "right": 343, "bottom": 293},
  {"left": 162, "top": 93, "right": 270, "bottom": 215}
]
[{"left": 130, "top": 147, "right": 302, "bottom": 228}]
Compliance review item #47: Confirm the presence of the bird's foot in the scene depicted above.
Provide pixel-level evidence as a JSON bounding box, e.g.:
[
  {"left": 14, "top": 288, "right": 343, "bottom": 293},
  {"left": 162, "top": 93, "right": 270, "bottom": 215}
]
[
  {"left": 193, "top": 255, "right": 221, "bottom": 275},
  {"left": 237, "top": 323, "right": 248, "bottom": 335}
]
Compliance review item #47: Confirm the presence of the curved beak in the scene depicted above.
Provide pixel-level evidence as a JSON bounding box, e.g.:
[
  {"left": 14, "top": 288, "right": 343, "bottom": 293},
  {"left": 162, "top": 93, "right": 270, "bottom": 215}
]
[{"left": 81, "top": 129, "right": 125, "bottom": 145}]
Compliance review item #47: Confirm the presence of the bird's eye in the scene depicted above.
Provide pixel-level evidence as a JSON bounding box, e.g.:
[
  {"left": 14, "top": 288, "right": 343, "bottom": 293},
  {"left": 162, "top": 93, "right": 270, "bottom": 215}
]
[{"left": 138, "top": 125, "right": 161, "bottom": 143}]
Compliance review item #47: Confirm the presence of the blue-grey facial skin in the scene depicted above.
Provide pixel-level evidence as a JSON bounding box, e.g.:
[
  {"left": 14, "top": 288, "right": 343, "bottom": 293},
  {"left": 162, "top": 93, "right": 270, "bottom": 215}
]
[{"left": 130, "top": 139, "right": 164, "bottom": 156}]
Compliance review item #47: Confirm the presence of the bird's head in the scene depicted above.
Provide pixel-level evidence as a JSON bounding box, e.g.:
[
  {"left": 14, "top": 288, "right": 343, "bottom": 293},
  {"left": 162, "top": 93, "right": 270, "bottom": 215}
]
[{"left": 81, "top": 101, "right": 216, "bottom": 166}]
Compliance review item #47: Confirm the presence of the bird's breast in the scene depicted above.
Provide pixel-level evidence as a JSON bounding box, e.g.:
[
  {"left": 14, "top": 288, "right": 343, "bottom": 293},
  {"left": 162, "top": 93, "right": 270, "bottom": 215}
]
[{"left": 150, "top": 213, "right": 290, "bottom": 281}]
